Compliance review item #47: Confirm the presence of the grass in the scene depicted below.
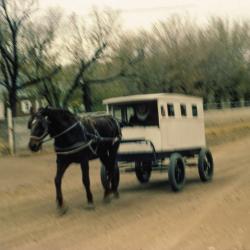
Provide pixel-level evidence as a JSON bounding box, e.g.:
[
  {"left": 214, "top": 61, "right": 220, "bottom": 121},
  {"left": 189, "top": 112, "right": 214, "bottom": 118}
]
[{"left": 206, "top": 120, "right": 250, "bottom": 146}]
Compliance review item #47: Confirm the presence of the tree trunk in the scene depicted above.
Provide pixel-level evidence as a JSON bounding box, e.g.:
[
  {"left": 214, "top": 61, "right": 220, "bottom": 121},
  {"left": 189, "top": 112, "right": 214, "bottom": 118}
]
[
  {"left": 230, "top": 90, "right": 240, "bottom": 108},
  {"left": 244, "top": 92, "right": 250, "bottom": 106},
  {"left": 203, "top": 95, "right": 208, "bottom": 110},
  {"left": 9, "top": 89, "right": 17, "bottom": 117},
  {"left": 81, "top": 83, "right": 92, "bottom": 112},
  {"left": 214, "top": 91, "right": 222, "bottom": 109}
]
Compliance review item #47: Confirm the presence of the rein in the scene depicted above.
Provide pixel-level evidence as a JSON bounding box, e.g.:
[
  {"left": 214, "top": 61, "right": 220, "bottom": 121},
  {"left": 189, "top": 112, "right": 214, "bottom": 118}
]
[
  {"left": 30, "top": 118, "right": 120, "bottom": 155},
  {"left": 43, "top": 122, "right": 80, "bottom": 143},
  {"left": 55, "top": 129, "right": 121, "bottom": 156},
  {"left": 55, "top": 139, "right": 95, "bottom": 155},
  {"left": 30, "top": 130, "right": 48, "bottom": 141},
  {"left": 30, "top": 121, "right": 80, "bottom": 144}
]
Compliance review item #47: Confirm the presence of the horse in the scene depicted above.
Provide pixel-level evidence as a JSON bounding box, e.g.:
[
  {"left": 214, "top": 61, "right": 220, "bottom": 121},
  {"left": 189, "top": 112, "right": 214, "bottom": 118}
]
[{"left": 28, "top": 107, "right": 121, "bottom": 213}]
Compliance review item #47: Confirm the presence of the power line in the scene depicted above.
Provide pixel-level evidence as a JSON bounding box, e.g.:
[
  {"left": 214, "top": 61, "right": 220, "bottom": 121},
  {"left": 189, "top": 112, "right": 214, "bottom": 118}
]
[{"left": 117, "top": 4, "right": 196, "bottom": 14}]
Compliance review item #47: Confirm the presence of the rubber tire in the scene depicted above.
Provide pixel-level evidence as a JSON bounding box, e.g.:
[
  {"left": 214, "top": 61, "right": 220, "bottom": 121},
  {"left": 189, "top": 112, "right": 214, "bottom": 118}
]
[
  {"left": 135, "top": 161, "right": 152, "bottom": 183},
  {"left": 100, "top": 163, "right": 120, "bottom": 190},
  {"left": 168, "top": 153, "right": 186, "bottom": 192},
  {"left": 198, "top": 148, "right": 214, "bottom": 182}
]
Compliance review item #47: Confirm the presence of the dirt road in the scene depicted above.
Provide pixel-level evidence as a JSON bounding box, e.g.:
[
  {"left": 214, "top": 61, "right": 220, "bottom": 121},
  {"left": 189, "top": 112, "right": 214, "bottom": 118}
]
[{"left": 1, "top": 137, "right": 250, "bottom": 250}]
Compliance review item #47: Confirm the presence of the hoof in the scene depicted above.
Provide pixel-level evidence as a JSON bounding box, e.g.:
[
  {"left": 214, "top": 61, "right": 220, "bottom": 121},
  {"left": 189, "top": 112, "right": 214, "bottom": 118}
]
[
  {"left": 85, "top": 203, "right": 95, "bottom": 210},
  {"left": 57, "top": 205, "right": 68, "bottom": 216},
  {"left": 113, "top": 191, "right": 120, "bottom": 199},
  {"left": 103, "top": 195, "right": 111, "bottom": 204}
]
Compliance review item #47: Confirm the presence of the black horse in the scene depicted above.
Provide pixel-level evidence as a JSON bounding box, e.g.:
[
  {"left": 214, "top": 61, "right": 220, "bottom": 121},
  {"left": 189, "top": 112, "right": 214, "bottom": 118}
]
[{"left": 28, "top": 107, "right": 121, "bottom": 213}]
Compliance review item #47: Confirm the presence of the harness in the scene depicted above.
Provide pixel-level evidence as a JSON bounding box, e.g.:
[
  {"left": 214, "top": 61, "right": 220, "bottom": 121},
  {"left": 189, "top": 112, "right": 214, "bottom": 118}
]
[{"left": 30, "top": 119, "right": 121, "bottom": 156}]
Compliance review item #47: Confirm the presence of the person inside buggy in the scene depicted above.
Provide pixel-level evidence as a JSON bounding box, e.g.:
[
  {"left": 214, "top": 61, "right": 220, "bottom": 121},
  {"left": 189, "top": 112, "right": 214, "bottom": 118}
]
[
  {"left": 129, "top": 103, "right": 150, "bottom": 125},
  {"left": 112, "top": 101, "right": 159, "bottom": 127}
]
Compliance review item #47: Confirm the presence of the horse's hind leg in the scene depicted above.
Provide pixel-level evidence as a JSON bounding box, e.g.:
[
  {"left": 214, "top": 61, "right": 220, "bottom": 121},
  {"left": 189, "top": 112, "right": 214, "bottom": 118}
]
[
  {"left": 55, "top": 163, "right": 69, "bottom": 214},
  {"left": 109, "top": 142, "right": 120, "bottom": 198},
  {"left": 100, "top": 143, "right": 120, "bottom": 201},
  {"left": 100, "top": 154, "right": 112, "bottom": 202},
  {"left": 80, "top": 159, "right": 94, "bottom": 209}
]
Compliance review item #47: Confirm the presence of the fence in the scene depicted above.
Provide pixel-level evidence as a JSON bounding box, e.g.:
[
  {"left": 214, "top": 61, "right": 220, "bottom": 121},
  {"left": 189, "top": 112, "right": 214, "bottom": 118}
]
[
  {"left": 0, "top": 112, "right": 30, "bottom": 155},
  {"left": 0, "top": 111, "right": 52, "bottom": 155},
  {"left": 1, "top": 104, "right": 250, "bottom": 156},
  {"left": 204, "top": 100, "right": 250, "bottom": 110}
]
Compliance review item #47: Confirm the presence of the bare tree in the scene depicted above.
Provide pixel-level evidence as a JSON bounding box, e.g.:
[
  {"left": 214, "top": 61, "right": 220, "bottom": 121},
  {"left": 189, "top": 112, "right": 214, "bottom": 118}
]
[
  {"left": 22, "top": 8, "right": 63, "bottom": 106},
  {"left": 0, "top": 0, "right": 60, "bottom": 116},
  {"left": 60, "top": 8, "right": 143, "bottom": 112}
]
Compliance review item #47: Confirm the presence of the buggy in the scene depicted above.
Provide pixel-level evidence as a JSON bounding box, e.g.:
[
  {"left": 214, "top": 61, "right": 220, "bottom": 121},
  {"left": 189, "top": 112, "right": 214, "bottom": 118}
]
[{"left": 101, "top": 93, "right": 214, "bottom": 191}]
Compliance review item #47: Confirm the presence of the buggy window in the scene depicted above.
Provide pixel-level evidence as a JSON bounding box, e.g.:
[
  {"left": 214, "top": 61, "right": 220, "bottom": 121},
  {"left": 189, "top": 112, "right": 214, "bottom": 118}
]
[
  {"left": 192, "top": 105, "right": 198, "bottom": 117},
  {"left": 127, "top": 106, "right": 134, "bottom": 121},
  {"left": 161, "top": 106, "right": 166, "bottom": 117},
  {"left": 167, "top": 104, "right": 175, "bottom": 117},
  {"left": 180, "top": 104, "right": 187, "bottom": 117},
  {"left": 113, "top": 107, "right": 122, "bottom": 120},
  {"left": 112, "top": 101, "right": 159, "bottom": 127}
]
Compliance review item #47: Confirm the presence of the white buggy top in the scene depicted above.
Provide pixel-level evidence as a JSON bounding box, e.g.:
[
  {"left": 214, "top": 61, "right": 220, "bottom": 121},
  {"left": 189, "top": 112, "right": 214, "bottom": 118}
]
[{"left": 103, "top": 93, "right": 206, "bottom": 155}]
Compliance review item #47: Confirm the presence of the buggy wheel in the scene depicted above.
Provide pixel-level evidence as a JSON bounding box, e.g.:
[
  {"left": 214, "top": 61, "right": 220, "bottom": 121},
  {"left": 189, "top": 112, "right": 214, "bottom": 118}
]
[
  {"left": 100, "top": 163, "right": 120, "bottom": 190},
  {"left": 168, "top": 153, "right": 186, "bottom": 191},
  {"left": 135, "top": 161, "right": 152, "bottom": 183},
  {"left": 198, "top": 148, "right": 214, "bottom": 182}
]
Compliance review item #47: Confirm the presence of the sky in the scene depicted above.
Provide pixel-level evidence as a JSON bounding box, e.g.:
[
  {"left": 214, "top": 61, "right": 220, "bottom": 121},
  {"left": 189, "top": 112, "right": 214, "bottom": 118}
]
[{"left": 39, "top": 0, "right": 250, "bottom": 30}]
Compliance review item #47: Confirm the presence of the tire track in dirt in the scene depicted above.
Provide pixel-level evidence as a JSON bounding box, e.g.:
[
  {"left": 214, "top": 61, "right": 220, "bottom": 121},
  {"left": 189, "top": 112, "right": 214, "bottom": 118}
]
[{"left": 1, "top": 137, "right": 250, "bottom": 250}]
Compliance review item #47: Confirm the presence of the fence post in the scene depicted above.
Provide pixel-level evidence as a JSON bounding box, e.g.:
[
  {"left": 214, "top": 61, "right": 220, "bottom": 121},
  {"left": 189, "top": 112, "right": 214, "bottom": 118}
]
[{"left": 7, "top": 107, "right": 15, "bottom": 155}]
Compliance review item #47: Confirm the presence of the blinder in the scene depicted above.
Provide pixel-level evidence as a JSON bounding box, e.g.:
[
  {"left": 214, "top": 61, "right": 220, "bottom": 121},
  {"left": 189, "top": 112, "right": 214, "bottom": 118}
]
[{"left": 29, "top": 115, "right": 49, "bottom": 141}]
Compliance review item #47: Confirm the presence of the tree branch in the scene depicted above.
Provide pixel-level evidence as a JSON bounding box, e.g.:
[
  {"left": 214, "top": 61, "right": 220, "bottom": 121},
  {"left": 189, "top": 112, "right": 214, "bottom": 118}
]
[
  {"left": 84, "top": 42, "right": 107, "bottom": 71},
  {"left": 86, "top": 49, "right": 144, "bottom": 85},
  {"left": 62, "top": 60, "right": 85, "bottom": 107},
  {"left": 0, "top": 80, "right": 9, "bottom": 89},
  {"left": 0, "top": 60, "right": 10, "bottom": 89},
  {"left": 1, "top": 0, "right": 15, "bottom": 34},
  {"left": 0, "top": 43, "right": 14, "bottom": 65},
  {"left": 41, "top": 81, "right": 53, "bottom": 106},
  {"left": 86, "top": 71, "right": 138, "bottom": 85},
  {"left": 0, "top": 48, "right": 14, "bottom": 79},
  {"left": 16, "top": 3, "right": 37, "bottom": 29},
  {"left": 17, "top": 66, "right": 61, "bottom": 89},
  {"left": 42, "top": 78, "right": 61, "bottom": 107},
  {"left": 48, "top": 79, "right": 61, "bottom": 107},
  {"left": 62, "top": 42, "right": 108, "bottom": 106}
]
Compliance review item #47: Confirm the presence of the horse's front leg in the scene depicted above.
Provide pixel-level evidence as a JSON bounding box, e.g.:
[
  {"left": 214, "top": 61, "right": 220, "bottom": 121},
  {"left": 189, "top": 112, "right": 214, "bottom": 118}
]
[
  {"left": 55, "top": 163, "right": 69, "bottom": 214},
  {"left": 80, "top": 159, "right": 94, "bottom": 209}
]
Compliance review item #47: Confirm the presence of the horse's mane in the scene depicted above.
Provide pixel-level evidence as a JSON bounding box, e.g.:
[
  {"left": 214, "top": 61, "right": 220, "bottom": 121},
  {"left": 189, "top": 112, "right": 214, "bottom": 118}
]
[
  {"left": 81, "top": 113, "right": 115, "bottom": 134},
  {"left": 47, "top": 107, "right": 78, "bottom": 122},
  {"left": 46, "top": 107, "right": 113, "bottom": 127}
]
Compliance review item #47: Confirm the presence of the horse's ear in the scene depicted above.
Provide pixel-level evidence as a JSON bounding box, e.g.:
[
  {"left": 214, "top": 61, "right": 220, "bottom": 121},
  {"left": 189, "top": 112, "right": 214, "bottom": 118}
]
[
  {"left": 30, "top": 106, "right": 35, "bottom": 116},
  {"left": 43, "top": 105, "right": 50, "bottom": 115},
  {"left": 40, "top": 105, "right": 52, "bottom": 117}
]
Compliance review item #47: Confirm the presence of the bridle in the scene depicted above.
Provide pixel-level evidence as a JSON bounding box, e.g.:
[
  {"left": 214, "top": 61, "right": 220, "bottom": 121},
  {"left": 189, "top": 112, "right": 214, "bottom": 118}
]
[
  {"left": 29, "top": 117, "right": 49, "bottom": 141},
  {"left": 29, "top": 115, "right": 121, "bottom": 155},
  {"left": 30, "top": 116, "right": 80, "bottom": 144}
]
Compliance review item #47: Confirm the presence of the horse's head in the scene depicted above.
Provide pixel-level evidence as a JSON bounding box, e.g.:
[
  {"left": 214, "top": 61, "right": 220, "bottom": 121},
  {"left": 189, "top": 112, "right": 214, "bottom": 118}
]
[{"left": 28, "top": 107, "right": 49, "bottom": 152}]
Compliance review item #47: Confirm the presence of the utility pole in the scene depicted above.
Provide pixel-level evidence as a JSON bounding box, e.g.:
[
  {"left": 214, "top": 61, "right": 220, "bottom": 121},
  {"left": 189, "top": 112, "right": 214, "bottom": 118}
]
[{"left": 7, "top": 107, "right": 15, "bottom": 155}]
